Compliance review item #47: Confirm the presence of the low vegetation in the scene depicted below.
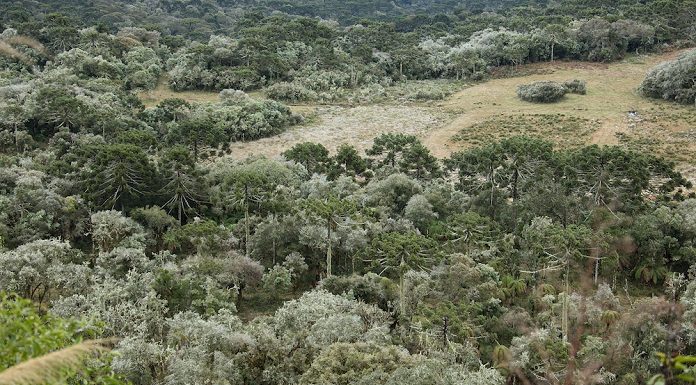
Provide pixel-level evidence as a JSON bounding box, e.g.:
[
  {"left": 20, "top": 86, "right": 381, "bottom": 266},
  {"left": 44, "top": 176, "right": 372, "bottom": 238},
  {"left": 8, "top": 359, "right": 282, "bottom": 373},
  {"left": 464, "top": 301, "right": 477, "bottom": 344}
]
[
  {"left": 453, "top": 114, "right": 599, "bottom": 148},
  {"left": 517, "top": 81, "right": 569, "bottom": 103}
]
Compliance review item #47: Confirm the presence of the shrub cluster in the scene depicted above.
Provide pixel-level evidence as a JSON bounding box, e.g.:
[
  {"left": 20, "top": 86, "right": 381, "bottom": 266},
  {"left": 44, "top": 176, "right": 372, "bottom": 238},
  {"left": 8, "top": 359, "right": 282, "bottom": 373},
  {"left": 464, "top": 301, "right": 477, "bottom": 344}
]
[
  {"left": 640, "top": 49, "right": 696, "bottom": 105},
  {"left": 265, "top": 82, "right": 319, "bottom": 103},
  {"left": 517, "top": 79, "right": 589, "bottom": 103},
  {"left": 563, "top": 79, "right": 587, "bottom": 95},
  {"left": 517, "top": 81, "right": 568, "bottom": 103}
]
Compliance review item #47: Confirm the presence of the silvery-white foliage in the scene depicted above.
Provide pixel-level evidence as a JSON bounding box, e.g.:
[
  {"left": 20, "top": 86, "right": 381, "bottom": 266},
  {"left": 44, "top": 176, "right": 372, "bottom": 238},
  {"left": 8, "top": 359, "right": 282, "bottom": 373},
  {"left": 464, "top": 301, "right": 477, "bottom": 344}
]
[
  {"left": 404, "top": 194, "right": 438, "bottom": 230},
  {"left": 0, "top": 239, "right": 91, "bottom": 305},
  {"left": 305, "top": 313, "right": 364, "bottom": 348},
  {"left": 681, "top": 280, "right": 696, "bottom": 348},
  {"left": 95, "top": 246, "right": 154, "bottom": 277},
  {"left": 51, "top": 270, "right": 167, "bottom": 338},
  {"left": 91, "top": 210, "right": 146, "bottom": 252}
]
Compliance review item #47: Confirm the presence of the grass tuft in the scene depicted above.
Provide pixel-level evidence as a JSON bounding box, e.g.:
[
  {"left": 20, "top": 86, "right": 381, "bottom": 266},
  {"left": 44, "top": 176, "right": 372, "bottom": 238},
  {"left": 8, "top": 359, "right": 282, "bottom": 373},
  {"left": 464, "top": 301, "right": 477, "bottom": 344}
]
[{"left": 0, "top": 339, "right": 116, "bottom": 385}]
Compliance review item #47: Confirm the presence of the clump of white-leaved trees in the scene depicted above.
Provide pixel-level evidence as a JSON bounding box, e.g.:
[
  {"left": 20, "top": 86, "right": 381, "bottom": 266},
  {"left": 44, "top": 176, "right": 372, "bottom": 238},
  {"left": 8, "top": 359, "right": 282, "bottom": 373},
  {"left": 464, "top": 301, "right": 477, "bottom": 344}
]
[
  {"left": 640, "top": 49, "right": 696, "bottom": 105},
  {"left": 517, "top": 79, "right": 587, "bottom": 103}
]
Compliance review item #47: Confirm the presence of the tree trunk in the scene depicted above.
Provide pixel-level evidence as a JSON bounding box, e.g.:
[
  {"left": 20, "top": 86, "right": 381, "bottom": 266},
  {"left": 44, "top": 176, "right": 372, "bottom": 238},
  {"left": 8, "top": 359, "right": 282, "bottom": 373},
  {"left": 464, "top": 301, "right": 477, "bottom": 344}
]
[
  {"left": 551, "top": 42, "right": 555, "bottom": 63},
  {"left": 562, "top": 261, "right": 569, "bottom": 342},
  {"left": 272, "top": 237, "right": 276, "bottom": 265},
  {"left": 236, "top": 284, "right": 244, "bottom": 308},
  {"left": 400, "top": 273, "right": 405, "bottom": 316},
  {"left": 244, "top": 185, "right": 251, "bottom": 258},
  {"left": 13, "top": 124, "right": 19, "bottom": 153},
  {"left": 326, "top": 217, "right": 332, "bottom": 277}
]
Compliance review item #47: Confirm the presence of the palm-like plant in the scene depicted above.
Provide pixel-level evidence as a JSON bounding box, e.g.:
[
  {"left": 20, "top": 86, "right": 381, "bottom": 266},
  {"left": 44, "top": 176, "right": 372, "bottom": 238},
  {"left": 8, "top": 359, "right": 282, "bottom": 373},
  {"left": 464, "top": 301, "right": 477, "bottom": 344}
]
[
  {"left": 500, "top": 275, "right": 527, "bottom": 303},
  {"left": 635, "top": 262, "right": 669, "bottom": 284},
  {"left": 492, "top": 344, "right": 511, "bottom": 369}
]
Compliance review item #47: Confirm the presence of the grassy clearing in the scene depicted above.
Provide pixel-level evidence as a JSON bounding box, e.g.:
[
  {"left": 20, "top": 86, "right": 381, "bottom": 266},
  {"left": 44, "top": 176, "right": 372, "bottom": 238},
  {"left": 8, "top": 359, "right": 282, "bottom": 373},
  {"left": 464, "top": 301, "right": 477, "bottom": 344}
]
[
  {"left": 227, "top": 105, "right": 452, "bottom": 160},
  {"left": 422, "top": 49, "right": 696, "bottom": 182},
  {"left": 615, "top": 105, "right": 696, "bottom": 164},
  {"left": 137, "top": 52, "right": 695, "bottom": 182},
  {"left": 138, "top": 78, "right": 221, "bottom": 107},
  {"left": 380, "top": 79, "right": 467, "bottom": 103},
  {"left": 452, "top": 113, "right": 599, "bottom": 149}
]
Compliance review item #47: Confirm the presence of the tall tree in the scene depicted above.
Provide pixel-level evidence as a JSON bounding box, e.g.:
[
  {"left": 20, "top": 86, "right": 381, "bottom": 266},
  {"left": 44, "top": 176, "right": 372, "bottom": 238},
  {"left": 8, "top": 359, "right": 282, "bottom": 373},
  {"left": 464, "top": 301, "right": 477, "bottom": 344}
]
[
  {"left": 174, "top": 108, "right": 224, "bottom": 160},
  {"left": 208, "top": 158, "right": 298, "bottom": 257},
  {"left": 159, "top": 146, "right": 206, "bottom": 224},
  {"left": 367, "top": 231, "right": 438, "bottom": 314},
  {"left": 304, "top": 195, "right": 357, "bottom": 277},
  {"left": 283, "top": 142, "right": 331, "bottom": 176},
  {"left": 84, "top": 144, "right": 156, "bottom": 211}
]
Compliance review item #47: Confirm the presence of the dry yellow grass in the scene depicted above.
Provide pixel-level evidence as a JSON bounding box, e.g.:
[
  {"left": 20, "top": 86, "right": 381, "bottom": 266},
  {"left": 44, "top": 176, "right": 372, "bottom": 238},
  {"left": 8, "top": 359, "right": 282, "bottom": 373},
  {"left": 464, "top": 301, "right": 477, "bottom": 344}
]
[
  {"left": 0, "top": 36, "right": 46, "bottom": 65},
  {"left": 227, "top": 105, "right": 450, "bottom": 160},
  {"left": 138, "top": 78, "right": 222, "bottom": 107},
  {"left": 0, "top": 339, "right": 115, "bottom": 385}
]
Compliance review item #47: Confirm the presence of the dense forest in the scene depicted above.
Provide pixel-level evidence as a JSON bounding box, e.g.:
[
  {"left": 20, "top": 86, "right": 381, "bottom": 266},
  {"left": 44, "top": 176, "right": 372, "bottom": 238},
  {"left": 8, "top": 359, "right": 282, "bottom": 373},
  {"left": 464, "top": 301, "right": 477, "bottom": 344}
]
[{"left": 1, "top": 0, "right": 696, "bottom": 384}]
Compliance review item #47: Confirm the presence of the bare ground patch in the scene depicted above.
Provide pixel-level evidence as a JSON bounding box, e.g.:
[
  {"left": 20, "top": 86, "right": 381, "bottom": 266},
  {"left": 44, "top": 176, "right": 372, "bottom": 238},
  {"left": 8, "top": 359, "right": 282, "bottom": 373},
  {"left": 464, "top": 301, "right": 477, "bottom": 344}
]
[{"left": 227, "top": 105, "right": 451, "bottom": 160}]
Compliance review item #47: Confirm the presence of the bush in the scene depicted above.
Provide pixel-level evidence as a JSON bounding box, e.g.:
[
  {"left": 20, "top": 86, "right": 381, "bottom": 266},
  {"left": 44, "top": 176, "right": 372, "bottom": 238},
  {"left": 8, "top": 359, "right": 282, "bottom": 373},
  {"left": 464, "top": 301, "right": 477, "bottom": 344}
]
[
  {"left": 517, "top": 81, "right": 568, "bottom": 103},
  {"left": 563, "top": 79, "right": 587, "bottom": 95},
  {"left": 319, "top": 273, "right": 395, "bottom": 310},
  {"left": 639, "top": 49, "right": 696, "bottom": 105},
  {"left": 219, "top": 89, "right": 250, "bottom": 104},
  {"left": 265, "top": 82, "right": 318, "bottom": 103}
]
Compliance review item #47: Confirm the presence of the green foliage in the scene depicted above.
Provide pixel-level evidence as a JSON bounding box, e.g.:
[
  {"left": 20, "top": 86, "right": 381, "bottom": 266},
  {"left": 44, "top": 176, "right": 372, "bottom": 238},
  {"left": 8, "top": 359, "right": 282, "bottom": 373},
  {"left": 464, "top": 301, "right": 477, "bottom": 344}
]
[
  {"left": 650, "top": 354, "right": 696, "bottom": 385},
  {"left": 640, "top": 49, "right": 696, "bottom": 105},
  {"left": 367, "top": 231, "right": 439, "bottom": 279},
  {"left": 153, "top": 268, "right": 236, "bottom": 316},
  {"left": 330, "top": 144, "right": 367, "bottom": 179},
  {"left": 0, "top": 294, "right": 126, "bottom": 384},
  {"left": 1, "top": 1, "right": 695, "bottom": 379},
  {"left": 0, "top": 294, "right": 90, "bottom": 370},
  {"left": 299, "top": 342, "right": 411, "bottom": 385},
  {"left": 319, "top": 273, "right": 396, "bottom": 309},
  {"left": 163, "top": 220, "right": 232, "bottom": 256},
  {"left": 262, "top": 265, "right": 293, "bottom": 295},
  {"left": 563, "top": 79, "right": 587, "bottom": 95},
  {"left": 82, "top": 144, "right": 156, "bottom": 211},
  {"left": 517, "top": 81, "right": 568, "bottom": 103},
  {"left": 283, "top": 142, "right": 331, "bottom": 175}
]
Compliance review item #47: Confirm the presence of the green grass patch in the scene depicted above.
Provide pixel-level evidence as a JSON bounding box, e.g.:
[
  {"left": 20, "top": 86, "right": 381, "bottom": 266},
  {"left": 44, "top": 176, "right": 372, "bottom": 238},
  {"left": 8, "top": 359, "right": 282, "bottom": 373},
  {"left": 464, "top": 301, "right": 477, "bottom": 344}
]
[
  {"left": 453, "top": 113, "right": 599, "bottom": 149},
  {"left": 616, "top": 106, "right": 696, "bottom": 164}
]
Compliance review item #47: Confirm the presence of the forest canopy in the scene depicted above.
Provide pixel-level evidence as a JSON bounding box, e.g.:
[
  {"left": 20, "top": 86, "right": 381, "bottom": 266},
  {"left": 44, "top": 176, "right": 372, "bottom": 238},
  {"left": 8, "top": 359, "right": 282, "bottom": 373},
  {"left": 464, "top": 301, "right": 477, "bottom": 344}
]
[{"left": 1, "top": 0, "right": 696, "bottom": 384}]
